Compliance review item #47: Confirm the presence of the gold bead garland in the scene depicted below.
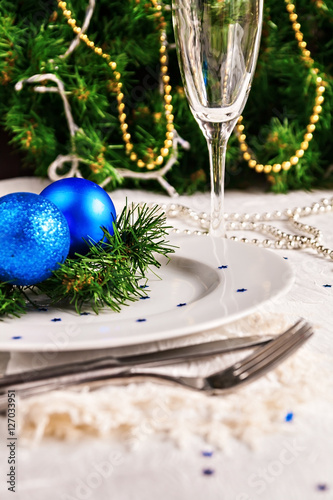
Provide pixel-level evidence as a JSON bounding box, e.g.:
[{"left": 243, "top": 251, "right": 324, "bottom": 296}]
[
  {"left": 236, "top": 0, "right": 327, "bottom": 175},
  {"left": 57, "top": 0, "right": 174, "bottom": 171}
]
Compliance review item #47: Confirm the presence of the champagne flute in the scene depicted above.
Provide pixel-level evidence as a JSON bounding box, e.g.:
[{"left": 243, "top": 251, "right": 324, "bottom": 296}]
[{"left": 172, "top": 0, "right": 263, "bottom": 237}]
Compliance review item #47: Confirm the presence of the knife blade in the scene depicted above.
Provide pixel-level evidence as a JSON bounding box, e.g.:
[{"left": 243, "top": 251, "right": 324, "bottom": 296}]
[{"left": 0, "top": 334, "right": 273, "bottom": 391}]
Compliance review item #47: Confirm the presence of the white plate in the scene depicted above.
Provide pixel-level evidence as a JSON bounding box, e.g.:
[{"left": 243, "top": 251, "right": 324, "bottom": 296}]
[{"left": 0, "top": 234, "right": 294, "bottom": 351}]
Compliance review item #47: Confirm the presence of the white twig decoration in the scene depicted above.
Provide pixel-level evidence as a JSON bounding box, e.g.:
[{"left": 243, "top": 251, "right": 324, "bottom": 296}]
[
  {"left": 14, "top": 2, "right": 191, "bottom": 196},
  {"left": 15, "top": 74, "right": 79, "bottom": 145},
  {"left": 48, "top": 154, "right": 83, "bottom": 181},
  {"left": 60, "top": 0, "right": 96, "bottom": 59},
  {"left": 15, "top": 72, "right": 190, "bottom": 195},
  {"left": 100, "top": 131, "right": 190, "bottom": 197},
  {"left": 15, "top": 74, "right": 83, "bottom": 180}
]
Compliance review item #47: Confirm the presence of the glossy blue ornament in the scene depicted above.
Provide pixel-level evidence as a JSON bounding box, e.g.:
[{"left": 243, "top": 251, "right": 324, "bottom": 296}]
[
  {"left": 0, "top": 192, "right": 70, "bottom": 286},
  {"left": 40, "top": 178, "right": 116, "bottom": 256}
]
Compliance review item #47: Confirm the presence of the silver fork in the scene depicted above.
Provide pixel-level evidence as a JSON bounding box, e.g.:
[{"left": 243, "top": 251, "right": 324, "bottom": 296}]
[
  {"left": 0, "top": 320, "right": 313, "bottom": 408},
  {"left": 113, "top": 319, "right": 313, "bottom": 394}
]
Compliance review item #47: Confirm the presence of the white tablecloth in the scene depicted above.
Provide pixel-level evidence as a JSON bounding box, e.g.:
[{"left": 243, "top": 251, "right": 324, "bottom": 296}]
[{"left": 0, "top": 178, "right": 333, "bottom": 500}]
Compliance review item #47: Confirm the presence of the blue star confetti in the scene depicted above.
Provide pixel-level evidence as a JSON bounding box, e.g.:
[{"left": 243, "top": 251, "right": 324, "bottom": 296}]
[
  {"left": 80, "top": 312, "right": 90, "bottom": 316},
  {"left": 237, "top": 288, "right": 247, "bottom": 293},
  {"left": 218, "top": 265, "right": 228, "bottom": 269},
  {"left": 136, "top": 318, "right": 147, "bottom": 322},
  {"left": 11, "top": 336, "right": 22, "bottom": 340},
  {"left": 38, "top": 307, "right": 48, "bottom": 312},
  {"left": 323, "top": 284, "right": 332, "bottom": 288},
  {"left": 51, "top": 318, "right": 62, "bottom": 322},
  {"left": 177, "top": 303, "right": 187, "bottom": 307},
  {"left": 140, "top": 296, "right": 150, "bottom": 300},
  {"left": 139, "top": 285, "right": 149, "bottom": 289}
]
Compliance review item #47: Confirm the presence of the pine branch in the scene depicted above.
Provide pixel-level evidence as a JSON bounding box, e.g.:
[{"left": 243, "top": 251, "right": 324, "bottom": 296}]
[
  {"left": 0, "top": 203, "right": 175, "bottom": 318},
  {"left": 0, "top": 283, "right": 27, "bottom": 318}
]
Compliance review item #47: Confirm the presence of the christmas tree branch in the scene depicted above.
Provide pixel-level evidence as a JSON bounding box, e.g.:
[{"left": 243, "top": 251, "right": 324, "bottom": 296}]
[
  {"left": 0, "top": 283, "right": 27, "bottom": 318},
  {"left": 0, "top": 203, "right": 176, "bottom": 318}
]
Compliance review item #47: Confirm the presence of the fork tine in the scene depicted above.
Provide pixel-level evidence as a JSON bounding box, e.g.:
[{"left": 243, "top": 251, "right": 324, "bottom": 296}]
[
  {"left": 235, "top": 324, "right": 313, "bottom": 383},
  {"left": 233, "top": 319, "right": 306, "bottom": 375}
]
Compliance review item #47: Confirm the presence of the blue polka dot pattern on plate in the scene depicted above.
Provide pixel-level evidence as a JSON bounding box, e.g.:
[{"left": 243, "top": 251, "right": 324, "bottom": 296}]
[
  {"left": 316, "top": 484, "right": 328, "bottom": 491},
  {"left": 202, "top": 468, "right": 215, "bottom": 476},
  {"left": 237, "top": 288, "right": 247, "bottom": 293}
]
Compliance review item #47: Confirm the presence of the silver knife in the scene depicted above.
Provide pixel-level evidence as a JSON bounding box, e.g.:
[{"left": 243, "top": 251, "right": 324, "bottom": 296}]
[{"left": 0, "top": 335, "right": 273, "bottom": 392}]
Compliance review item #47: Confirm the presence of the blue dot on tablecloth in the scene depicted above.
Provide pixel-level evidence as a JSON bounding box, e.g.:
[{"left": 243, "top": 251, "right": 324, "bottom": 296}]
[
  {"left": 201, "top": 450, "right": 214, "bottom": 457},
  {"left": 285, "top": 412, "right": 294, "bottom": 422}
]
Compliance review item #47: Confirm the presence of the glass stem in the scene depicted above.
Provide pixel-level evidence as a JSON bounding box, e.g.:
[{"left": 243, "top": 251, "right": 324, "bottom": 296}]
[{"left": 206, "top": 122, "right": 232, "bottom": 238}]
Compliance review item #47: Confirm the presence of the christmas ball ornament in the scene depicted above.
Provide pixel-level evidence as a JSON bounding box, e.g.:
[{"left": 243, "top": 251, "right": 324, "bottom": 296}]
[
  {"left": 40, "top": 178, "right": 117, "bottom": 256},
  {"left": 0, "top": 192, "right": 70, "bottom": 286}
]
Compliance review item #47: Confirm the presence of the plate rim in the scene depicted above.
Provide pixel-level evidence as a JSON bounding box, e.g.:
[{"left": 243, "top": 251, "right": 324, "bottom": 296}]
[{"left": 0, "top": 234, "right": 294, "bottom": 351}]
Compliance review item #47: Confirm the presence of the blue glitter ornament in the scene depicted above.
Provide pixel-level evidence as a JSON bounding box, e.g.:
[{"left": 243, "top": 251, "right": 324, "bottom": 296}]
[
  {"left": 40, "top": 178, "right": 116, "bottom": 256},
  {"left": 0, "top": 192, "right": 70, "bottom": 286}
]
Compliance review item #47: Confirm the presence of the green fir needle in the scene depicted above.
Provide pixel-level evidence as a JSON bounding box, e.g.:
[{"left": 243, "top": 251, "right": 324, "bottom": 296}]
[{"left": 0, "top": 203, "right": 175, "bottom": 318}]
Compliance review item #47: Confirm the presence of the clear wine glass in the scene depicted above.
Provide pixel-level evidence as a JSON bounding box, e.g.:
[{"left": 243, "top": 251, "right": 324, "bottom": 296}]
[{"left": 172, "top": 0, "right": 263, "bottom": 237}]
